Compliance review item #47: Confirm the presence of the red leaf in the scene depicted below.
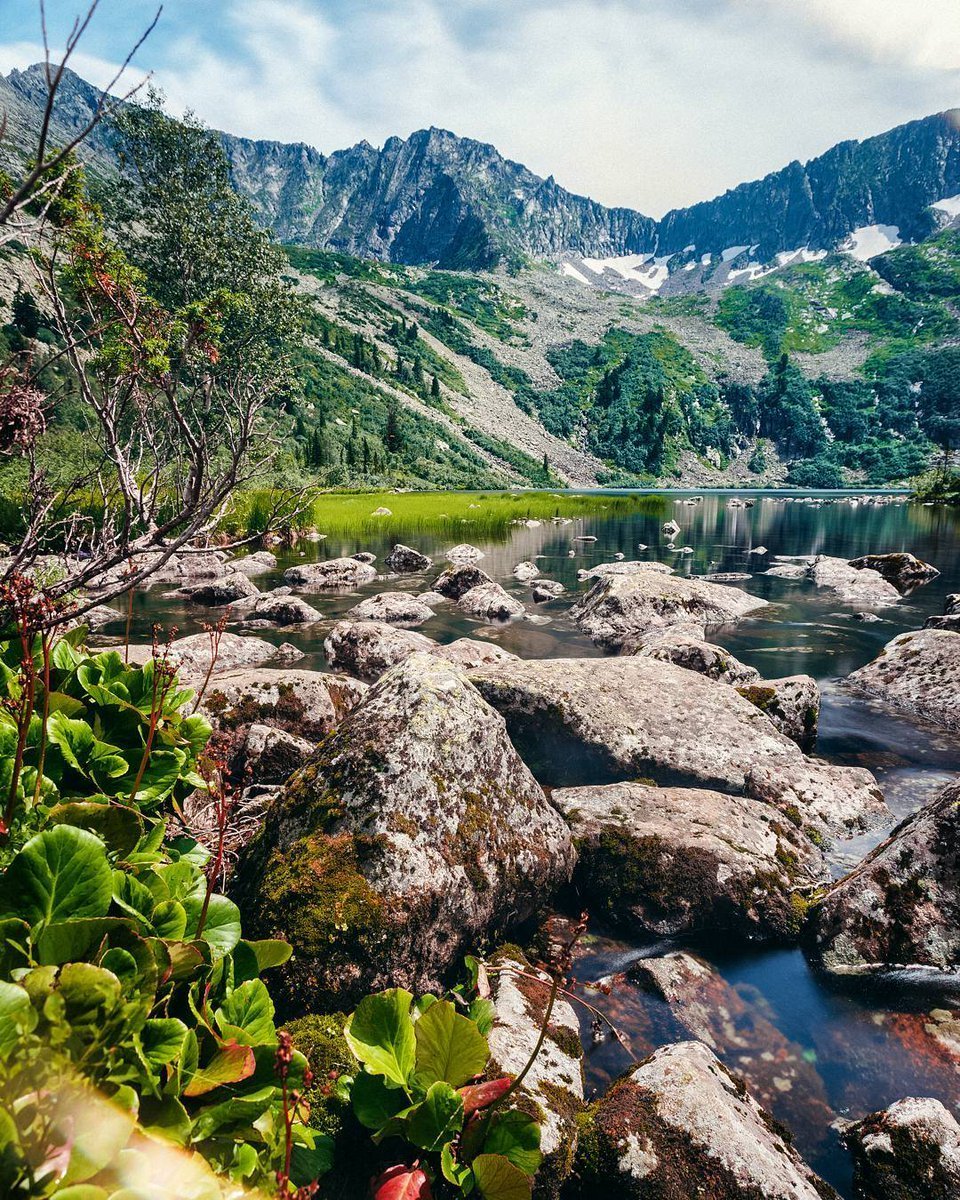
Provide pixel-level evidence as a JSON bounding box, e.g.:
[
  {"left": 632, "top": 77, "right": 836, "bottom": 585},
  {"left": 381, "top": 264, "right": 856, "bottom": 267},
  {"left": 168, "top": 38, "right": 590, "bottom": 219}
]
[
  {"left": 371, "top": 1165, "right": 432, "bottom": 1200},
  {"left": 458, "top": 1076, "right": 513, "bottom": 1115}
]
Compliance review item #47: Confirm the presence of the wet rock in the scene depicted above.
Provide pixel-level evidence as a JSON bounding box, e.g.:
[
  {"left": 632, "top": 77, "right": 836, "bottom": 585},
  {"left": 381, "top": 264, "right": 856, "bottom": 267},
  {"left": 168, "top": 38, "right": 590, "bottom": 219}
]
[
  {"left": 436, "top": 639, "right": 519, "bottom": 670},
  {"left": 488, "top": 948, "right": 585, "bottom": 1197},
  {"left": 627, "top": 627, "right": 761, "bottom": 685},
  {"left": 736, "top": 675, "right": 820, "bottom": 749},
  {"left": 227, "top": 587, "right": 322, "bottom": 626},
  {"left": 416, "top": 590, "right": 447, "bottom": 607},
  {"left": 577, "top": 561, "right": 673, "bottom": 582},
  {"left": 432, "top": 563, "right": 493, "bottom": 599},
  {"left": 385, "top": 543, "right": 433, "bottom": 573},
  {"left": 172, "top": 571, "right": 260, "bottom": 606},
  {"left": 702, "top": 572, "right": 753, "bottom": 582},
  {"left": 849, "top": 552, "right": 940, "bottom": 594},
  {"left": 813, "top": 779, "right": 960, "bottom": 976},
  {"left": 532, "top": 581, "right": 565, "bottom": 603},
  {"left": 925, "top": 593, "right": 960, "bottom": 632},
  {"left": 236, "top": 723, "right": 316, "bottom": 785},
  {"left": 629, "top": 953, "right": 834, "bottom": 1150},
  {"left": 513, "top": 560, "right": 540, "bottom": 582},
  {"left": 845, "top": 1097, "right": 960, "bottom": 1200},
  {"left": 553, "top": 781, "right": 824, "bottom": 941},
  {"left": 128, "top": 631, "right": 298, "bottom": 684},
  {"left": 236, "top": 654, "right": 576, "bottom": 1010},
  {"left": 351, "top": 551, "right": 376, "bottom": 565},
  {"left": 347, "top": 591, "right": 434, "bottom": 626},
  {"left": 92, "top": 550, "right": 228, "bottom": 589},
  {"left": 231, "top": 550, "right": 278, "bottom": 577},
  {"left": 200, "top": 668, "right": 366, "bottom": 740},
  {"left": 283, "top": 557, "right": 378, "bottom": 589},
  {"left": 324, "top": 620, "right": 435, "bottom": 681},
  {"left": 853, "top": 611, "right": 881, "bottom": 623},
  {"left": 575, "top": 1040, "right": 837, "bottom": 1199},
  {"left": 469, "top": 657, "right": 887, "bottom": 841},
  {"left": 446, "top": 543, "right": 484, "bottom": 561},
  {"left": 843, "top": 629, "right": 960, "bottom": 733},
  {"left": 459, "top": 581, "right": 525, "bottom": 621},
  {"left": 810, "top": 557, "right": 900, "bottom": 606},
  {"left": 765, "top": 564, "right": 809, "bottom": 579},
  {"left": 571, "top": 572, "right": 766, "bottom": 649}
]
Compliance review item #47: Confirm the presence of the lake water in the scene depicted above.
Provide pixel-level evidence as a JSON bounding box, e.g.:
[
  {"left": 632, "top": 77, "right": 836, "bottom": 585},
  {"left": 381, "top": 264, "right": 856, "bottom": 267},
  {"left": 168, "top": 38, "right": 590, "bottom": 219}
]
[{"left": 121, "top": 490, "right": 960, "bottom": 1196}]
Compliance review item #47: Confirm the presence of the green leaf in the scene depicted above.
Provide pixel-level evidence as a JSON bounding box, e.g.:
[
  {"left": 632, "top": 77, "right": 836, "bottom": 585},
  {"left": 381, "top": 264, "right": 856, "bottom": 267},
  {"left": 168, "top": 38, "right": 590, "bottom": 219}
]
[
  {"left": 139, "top": 1018, "right": 188, "bottom": 1067},
  {"left": 35, "top": 917, "right": 128, "bottom": 966},
  {"left": 0, "top": 979, "right": 36, "bottom": 1057},
  {"left": 469, "top": 998, "right": 497, "bottom": 1037},
  {"left": 483, "top": 1111, "right": 542, "bottom": 1175},
  {"left": 352, "top": 1068, "right": 410, "bottom": 1130},
  {"left": 441, "top": 1142, "right": 474, "bottom": 1191},
  {"left": 56, "top": 963, "right": 122, "bottom": 1025},
  {"left": 472, "top": 1153, "right": 533, "bottom": 1200},
  {"left": 50, "top": 1188, "right": 109, "bottom": 1200},
  {"left": 188, "top": 1086, "right": 276, "bottom": 1141},
  {"left": 344, "top": 988, "right": 416, "bottom": 1088},
  {"left": 138, "top": 1094, "right": 191, "bottom": 1147},
  {"left": 46, "top": 801, "right": 144, "bottom": 858},
  {"left": 151, "top": 899, "right": 187, "bottom": 940},
  {"left": 0, "top": 825, "right": 112, "bottom": 927},
  {"left": 216, "top": 978, "right": 276, "bottom": 1046},
  {"left": 183, "top": 893, "right": 241, "bottom": 960},
  {"left": 290, "top": 1128, "right": 334, "bottom": 1186},
  {"left": 405, "top": 1081, "right": 464, "bottom": 1152},
  {"left": 182, "top": 1041, "right": 255, "bottom": 1097},
  {"left": 414, "top": 998, "right": 489, "bottom": 1088}
]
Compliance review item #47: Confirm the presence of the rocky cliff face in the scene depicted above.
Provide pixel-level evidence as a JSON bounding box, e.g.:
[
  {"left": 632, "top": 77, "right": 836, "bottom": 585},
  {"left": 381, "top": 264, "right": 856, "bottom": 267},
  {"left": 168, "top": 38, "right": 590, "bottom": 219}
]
[{"left": 3, "top": 63, "right": 959, "bottom": 269}]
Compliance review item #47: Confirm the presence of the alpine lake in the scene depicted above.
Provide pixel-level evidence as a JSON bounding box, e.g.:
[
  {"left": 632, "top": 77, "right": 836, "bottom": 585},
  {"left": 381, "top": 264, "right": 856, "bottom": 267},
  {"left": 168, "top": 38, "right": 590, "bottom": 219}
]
[{"left": 116, "top": 489, "right": 960, "bottom": 1198}]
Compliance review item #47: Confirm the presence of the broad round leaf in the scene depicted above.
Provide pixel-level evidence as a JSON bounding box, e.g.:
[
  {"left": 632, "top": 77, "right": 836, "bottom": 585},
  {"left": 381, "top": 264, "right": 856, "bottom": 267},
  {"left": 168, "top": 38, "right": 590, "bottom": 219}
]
[
  {"left": 0, "top": 979, "right": 35, "bottom": 1057},
  {"left": 414, "top": 998, "right": 489, "bottom": 1088},
  {"left": 215, "top": 978, "right": 276, "bottom": 1046},
  {"left": 344, "top": 988, "right": 416, "bottom": 1088},
  {"left": 183, "top": 894, "right": 241, "bottom": 960},
  {"left": 0, "top": 825, "right": 112, "bottom": 927},
  {"left": 352, "top": 1068, "right": 411, "bottom": 1130},
  {"left": 472, "top": 1153, "right": 532, "bottom": 1200},
  {"left": 483, "top": 1110, "right": 542, "bottom": 1175},
  {"left": 405, "top": 1081, "right": 464, "bottom": 1153},
  {"left": 372, "top": 1165, "right": 432, "bottom": 1200}
]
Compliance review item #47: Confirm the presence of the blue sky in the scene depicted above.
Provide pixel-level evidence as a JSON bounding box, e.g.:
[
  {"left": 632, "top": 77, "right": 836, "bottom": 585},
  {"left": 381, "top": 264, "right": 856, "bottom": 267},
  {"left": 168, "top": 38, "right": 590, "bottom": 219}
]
[{"left": 1, "top": 0, "right": 958, "bottom": 215}]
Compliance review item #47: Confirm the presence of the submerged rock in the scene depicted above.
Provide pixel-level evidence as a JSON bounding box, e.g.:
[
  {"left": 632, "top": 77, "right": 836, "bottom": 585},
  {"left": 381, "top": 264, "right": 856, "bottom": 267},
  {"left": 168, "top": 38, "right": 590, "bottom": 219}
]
[
  {"left": 765, "top": 563, "right": 809, "bottom": 579},
  {"left": 347, "top": 591, "right": 434, "bottom": 626},
  {"left": 384, "top": 543, "right": 433, "bottom": 573},
  {"left": 236, "top": 654, "right": 575, "bottom": 1009},
  {"left": 470, "top": 657, "right": 886, "bottom": 841},
  {"left": 843, "top": 629, "right": 960, "bottom": 733},
  {"left": 553, "top": 781, "right": 824, "bottom": 941},
  {"left": 849, "top": 552, "right": 940, "bottom": 594},
  {"left": 736, "top": 675, "right": 820, "bottom": 749},
  {"left": 626, "top": 627, "right": 761, "bottom": 686},
  {"left": 488, "top": 948, "right": 585, "bottom": 1197},
  {"left": 283, "top": 557, "right": 378, "bottom": 588},
  {"left": 532, "top": 580, "right": 565, "bottom": 603},
  {"left": 845, "top": 1097, "right": 960, "bottom": 1199},
  {"left": 813, "top": 779, "right": 960, "bottom": 976},
  {"left": 575, "top": 1040, "right": 837, "bottom": 1199},
  {"left": 570, "top": 572, "right": 766, "bottom": 649}
]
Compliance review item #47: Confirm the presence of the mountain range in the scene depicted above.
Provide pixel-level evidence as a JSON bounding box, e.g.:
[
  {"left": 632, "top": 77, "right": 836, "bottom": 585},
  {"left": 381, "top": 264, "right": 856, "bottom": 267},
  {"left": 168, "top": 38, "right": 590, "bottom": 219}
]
[{"left": 2, "top": 64, "right": 959, "bottom": 271}]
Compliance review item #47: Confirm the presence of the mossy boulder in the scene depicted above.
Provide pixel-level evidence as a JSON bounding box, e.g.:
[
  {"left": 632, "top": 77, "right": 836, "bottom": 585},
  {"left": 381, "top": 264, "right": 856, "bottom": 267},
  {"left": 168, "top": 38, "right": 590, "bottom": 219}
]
[
  {"left": 234, "top": 653, "right": 575, "bottom": 1012},
  {"left": 347, "top": 591, "right": 435, "bottom": 626},
  {"left": 325, "top": 618, "right": 517, "bottom": 681},
  {"left": 570, "top": 1041, "right": 837, "bottom": 1199},
  {"left": 736, "top": 674, "right": 820, "bottom": 750},
  {"left": 845, "top": 1097, "right": 960, "bottom": 1199},
  {"left": 487, "top": 948, "right": 585, "bottom": 1199},
  {"left": 812, "top": 778, "right": 960, "bottom": 975},
  {"left": 283, "top": 557, "right": 378, "bottom": 588},
  {"left": 553, "top": 781, "right": 825, "bottom": 942}
]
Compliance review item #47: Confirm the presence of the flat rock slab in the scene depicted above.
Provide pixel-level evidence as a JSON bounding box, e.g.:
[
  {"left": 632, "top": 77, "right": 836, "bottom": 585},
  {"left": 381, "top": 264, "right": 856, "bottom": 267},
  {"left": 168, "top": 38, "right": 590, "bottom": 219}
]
[
  {"left": 570, "top": 571, "right": 766, "bottom": 648},
  {"left": 843, "top": 629, "right": 960, "bottom": 733},
  {"left": 577, "top": 1040, "right": 837, "bottom": 1199},
  {"left": 553, "top": 781, "right": 825, "bottom": 941},
  {"left": 128, "top": 631, "right": 303, "bottom": 684},
  {"left": 347, "top": 591, "right": 435, "bottom": 626},
  {"left": 235, "top": 653, "right": 575, "bottom": 1010},
  {"left": 810, "top": 557, "right": 900, "bottom": 606},
  {"left": 470, "top": 657, "right": 887, "bottom": 842},
  {"left": 813, "top": 779, "right": 960, "bottom": 976}
]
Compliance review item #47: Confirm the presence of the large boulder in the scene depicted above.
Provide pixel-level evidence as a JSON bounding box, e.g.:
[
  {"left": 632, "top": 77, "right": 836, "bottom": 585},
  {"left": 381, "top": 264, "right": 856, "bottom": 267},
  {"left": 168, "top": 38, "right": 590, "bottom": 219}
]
[
  {"left": 553, "top": 781, "right": 824, "bottom": 941},
  {"left": 347, "top": 591, "right": 434, "bottom": 626},
  {"left": 233, "top": 723, "right": 316, "bottom": 785},
  {"left": 92, "top": 550, "right": 228, "bottom": 589},
  {"left": 488, "top": 948, "right": 585, "bottom": 1197},
  {"left": 324, "top": 620, "right": 435, "bottom": 681},
  {"left": 230, "top": 549, "right": 278, "bottom": 577},
  {"left": 235, "top": 654, "right": 575, "bottom": 1010},
  {"left": 470, "top": 657, "right": 887, "bottom": 841},
  {"left": 128, "top": 631, "right": 302, "bottom": 684},
  {"left": 628, "top": 953, "right": 834, "bottom": 1150},
  {"left": 845, "top": 1097, "right": 960, "bottom": 1200},
  {"left": 570, "top": 572, "right": 766, "bottom": 648},
  {"left": 228, "top": 587, "right": 322, "bottom": 626},
  {"left": 283, "top": 557, "right": 378, "bottom": 588},
  {"left": 200, "top": 668, "right": 366, "bottom": 741},
  {"left": 810, "top": 556, "right": 900, "bottom": 606},
  {"left": 843, "top": 629, "right": 960, "bottom": 733},
  {"left": 848, "top": 552, "right": 940, "bottom": 594},
  {"left": 574, "top": 1040, "right": 837, "bottom": 1199},
  {"left": 459, "top": 581, "right": 525, "bottom": 621},
  {"left": 736, "top": 675, "right": 820, "bottom": 749},
  {"left": 384, "top": 544, "right": 432, "bottom": 573},
  {"left": 432, "top": 563, "right": 493, "bottom": 600},
  {"left": 626, "top": 627, "right": 761, "bottom": 685},
  {"left": 812, "top": 779, "right": 960, "bottom": 976},
  {"left": 172, "top": 571, "right": 260, "bottom": 606},
  {"left": 513, "top": 560, "right": 540, "bottom": 582}
]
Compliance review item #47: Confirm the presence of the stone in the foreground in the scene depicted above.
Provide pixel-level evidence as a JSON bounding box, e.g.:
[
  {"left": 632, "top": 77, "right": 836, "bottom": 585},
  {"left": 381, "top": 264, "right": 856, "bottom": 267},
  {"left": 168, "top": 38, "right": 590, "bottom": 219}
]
[
  {"left": 488, "top": 948, "right": 584, "bottom": 1198},
  {"left": 813, "top": 779, "right": 960, "bottom": 976},
  {"left": 573, "top": 1040, "right": 837, "bottom": 1199},
  {"left": 470, "top": 657, "right": 887, "bottom": 841},
  {"left": 845, "top": 1097, "right": 960, "bottom": 1200},
  {"left": 128, "top": 631, "right": 303, "bottom": 683},
  {"left": 553, "top": 781, "right": 824, "bottom": 941},
  {"left": 200, "top": 668, "right": 366, "bottom": 740},
  {"left": 324, "top": 619, "right": 517, "bottom": 680},
  {"left": 236, "top": 654, "right": 575, "bottom": 1009},
  {"left": 571, "top": 571, "right": 766, "bottom": 648},
  {"left": 736, "top": 674, "right": 820, "bottom": 749},
  {"left": 843, "top": 629, "right": 960, "bottom": 733}
]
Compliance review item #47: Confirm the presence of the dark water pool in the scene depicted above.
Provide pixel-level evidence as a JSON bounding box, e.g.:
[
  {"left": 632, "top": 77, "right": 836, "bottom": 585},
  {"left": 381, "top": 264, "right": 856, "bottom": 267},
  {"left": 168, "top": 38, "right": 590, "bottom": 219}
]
[{"left": 119, "top": 489, "right": 960, "bottom": 1195}]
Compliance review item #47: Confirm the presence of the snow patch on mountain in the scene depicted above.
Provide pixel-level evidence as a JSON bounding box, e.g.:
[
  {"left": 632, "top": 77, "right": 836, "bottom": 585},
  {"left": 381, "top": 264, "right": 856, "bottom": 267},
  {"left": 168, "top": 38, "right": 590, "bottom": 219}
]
[
  {"left": 931, "top": 194, "right": 960, "bottom": 218},
  {"left": 560, "top": 261, "right": 592, "bottom": 285},
  {"left": 841, "top": 225, "right": 902, "bottom": 261}
]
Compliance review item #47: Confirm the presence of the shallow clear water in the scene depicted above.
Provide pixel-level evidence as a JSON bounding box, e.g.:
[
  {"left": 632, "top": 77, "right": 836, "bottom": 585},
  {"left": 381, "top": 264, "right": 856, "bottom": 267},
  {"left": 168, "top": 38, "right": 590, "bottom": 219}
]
[{"left": 118, "top": 489, "right": 960, "bottom": 1196}]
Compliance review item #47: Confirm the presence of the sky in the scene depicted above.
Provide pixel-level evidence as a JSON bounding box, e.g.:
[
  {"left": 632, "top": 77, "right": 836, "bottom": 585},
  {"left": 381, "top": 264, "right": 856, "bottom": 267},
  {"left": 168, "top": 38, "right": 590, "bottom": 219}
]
[{"left": 1, "top": 0, "right": 959, "bottom": 216}]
